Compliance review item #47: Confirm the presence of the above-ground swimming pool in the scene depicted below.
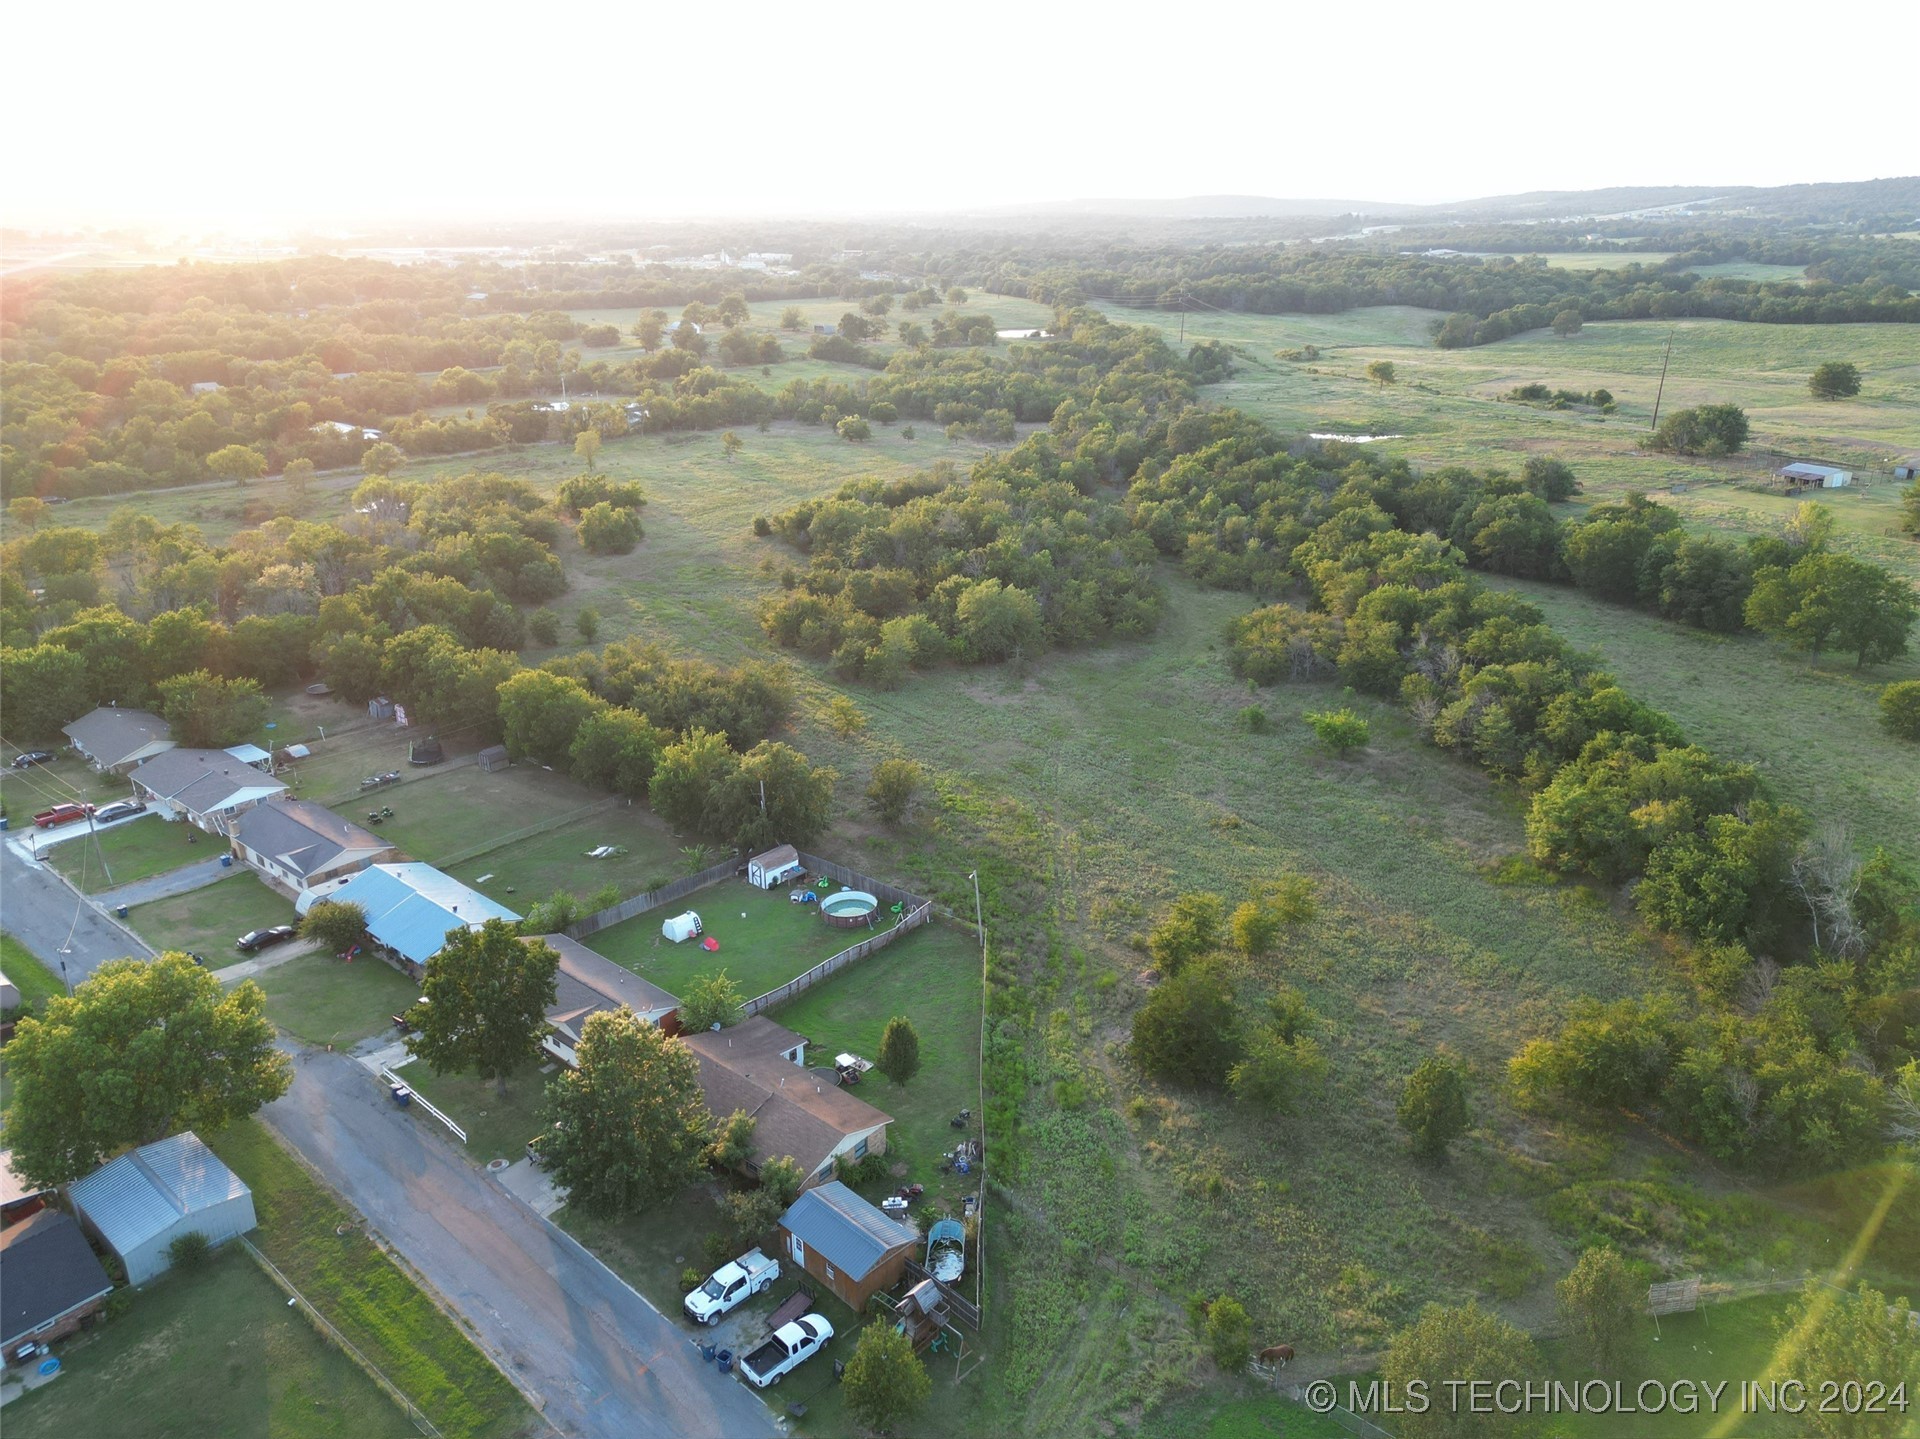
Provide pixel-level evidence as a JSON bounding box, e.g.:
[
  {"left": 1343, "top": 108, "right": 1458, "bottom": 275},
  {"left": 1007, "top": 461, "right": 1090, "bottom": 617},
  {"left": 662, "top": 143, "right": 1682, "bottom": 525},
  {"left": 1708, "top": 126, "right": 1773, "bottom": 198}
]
[{"left": 820, "top": 890, "right": 879, "bottom": 928}]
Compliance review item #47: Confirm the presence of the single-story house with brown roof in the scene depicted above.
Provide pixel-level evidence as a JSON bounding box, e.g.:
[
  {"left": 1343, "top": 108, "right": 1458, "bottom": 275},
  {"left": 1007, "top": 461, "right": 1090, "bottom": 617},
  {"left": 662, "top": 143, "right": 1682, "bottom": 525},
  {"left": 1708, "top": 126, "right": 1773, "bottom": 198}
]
[
  {"left": 684, "top": 1017, "right": 891, "bottom": 1187},
  {"left": 63, "top": 707, "right": 175, "bottom": 774},
  {"left": 231, "top": 798, "right": 394, "bottom": 896},
  {"left": 537, "top": 934, "right": 681, "bottom": 1065}
]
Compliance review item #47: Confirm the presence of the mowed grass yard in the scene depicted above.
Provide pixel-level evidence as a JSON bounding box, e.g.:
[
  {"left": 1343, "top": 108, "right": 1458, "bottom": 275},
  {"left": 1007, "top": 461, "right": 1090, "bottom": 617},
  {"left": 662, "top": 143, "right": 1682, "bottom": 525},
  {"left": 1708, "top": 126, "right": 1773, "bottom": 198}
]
[
  {"left": 440, "top": 804, "right": 683, "bottom": 912},
  {"left": 254, "top": 952, "right": 423, "bottom": 1049},
  {"left": 771, "top": 920, "right": 984, "bottom": 1203},
  {"left": 586, "top": 875, "right": 896, "bottom": 1002},
  {"left": 128, "top": 870, "right": 296, "bottom": 959},
  {"left": 44, "top": 813, "right": 204, "bottom": 893},
  {"left": 206, "top": 1121, "right": 533, "bottom": 1439},
  {"left": 391, "top": 1060, "right": 551, "bottom": 1168},
  {"left": 1, "top": 1248, "right": 419, "bottom": 1439}
]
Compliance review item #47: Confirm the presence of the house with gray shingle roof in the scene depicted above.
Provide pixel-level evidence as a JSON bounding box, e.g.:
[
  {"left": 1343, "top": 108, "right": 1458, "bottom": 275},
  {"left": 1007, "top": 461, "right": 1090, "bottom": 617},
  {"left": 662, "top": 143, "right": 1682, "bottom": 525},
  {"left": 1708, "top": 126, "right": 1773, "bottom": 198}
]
[
  {"left": 130, "top": 748, "right": 287, "bottom": 833},
  {"left": 231, "top": 798, "right": 394, "bottom": 896},
  {"left": 63, "top": 707, "right": 175, "bottom": 773}
]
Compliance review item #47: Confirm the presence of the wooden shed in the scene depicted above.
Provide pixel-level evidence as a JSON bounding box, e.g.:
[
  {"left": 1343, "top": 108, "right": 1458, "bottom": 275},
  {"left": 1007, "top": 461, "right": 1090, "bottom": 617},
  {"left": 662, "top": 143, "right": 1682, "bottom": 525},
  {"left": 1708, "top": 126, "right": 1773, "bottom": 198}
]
[
  {"left": 777, "top": 1181, "right": 917, "bottom": 1311},
  {"left": 746, "top": 844, "right": 803, "bottom": 889}
]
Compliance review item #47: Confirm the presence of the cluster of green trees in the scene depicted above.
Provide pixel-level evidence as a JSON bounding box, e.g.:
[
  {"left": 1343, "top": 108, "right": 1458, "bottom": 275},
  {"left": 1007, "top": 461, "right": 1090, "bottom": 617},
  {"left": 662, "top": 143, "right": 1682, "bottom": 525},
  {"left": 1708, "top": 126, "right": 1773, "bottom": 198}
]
[{"left": 1505, "top": 382, "right": 1615, "bottom": 411}]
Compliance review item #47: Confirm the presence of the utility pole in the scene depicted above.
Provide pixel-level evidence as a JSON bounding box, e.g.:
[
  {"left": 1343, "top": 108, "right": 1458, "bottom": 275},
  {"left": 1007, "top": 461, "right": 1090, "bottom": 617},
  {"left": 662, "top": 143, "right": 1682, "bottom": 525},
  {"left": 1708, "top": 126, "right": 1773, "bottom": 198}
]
[
  {"left": 759, "top": 779, "right": 767, "bottom": 817},
  {"left": 1650, "top": 329, "right": 1675, "bottom": 431},
  {"left": 1178, "top": 294, "right": 1186, "bottom": 344},
  {"left": 967, "top": 870, "right": 984, "bottom": 952}
]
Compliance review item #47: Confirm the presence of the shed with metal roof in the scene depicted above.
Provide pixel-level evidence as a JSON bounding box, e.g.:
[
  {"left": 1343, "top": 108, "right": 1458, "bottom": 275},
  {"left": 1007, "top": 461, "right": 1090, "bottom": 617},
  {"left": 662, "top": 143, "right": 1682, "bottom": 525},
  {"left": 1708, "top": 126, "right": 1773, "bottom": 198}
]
[
  {"left": 777, "top": 1180, "right": 918, "bottom": 1309},
  {"left": 67, "top": 1132, "right": 257, "bottom": 1285}
]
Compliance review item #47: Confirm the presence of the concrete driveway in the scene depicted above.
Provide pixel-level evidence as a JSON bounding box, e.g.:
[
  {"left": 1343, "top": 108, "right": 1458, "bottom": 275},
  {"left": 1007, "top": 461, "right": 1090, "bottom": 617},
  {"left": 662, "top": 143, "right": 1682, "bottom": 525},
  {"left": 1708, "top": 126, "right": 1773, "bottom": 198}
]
[{"left": 263, "top": 1045, "right": 780, "bottom": 1439}]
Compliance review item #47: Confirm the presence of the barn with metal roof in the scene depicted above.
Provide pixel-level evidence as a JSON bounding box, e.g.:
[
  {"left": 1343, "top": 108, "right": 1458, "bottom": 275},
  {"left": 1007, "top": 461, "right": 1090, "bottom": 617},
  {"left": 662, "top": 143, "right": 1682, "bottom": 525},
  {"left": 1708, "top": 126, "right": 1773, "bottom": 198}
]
[{"left": 67, "top": 1132, "right": 257, "bottom": 1285}]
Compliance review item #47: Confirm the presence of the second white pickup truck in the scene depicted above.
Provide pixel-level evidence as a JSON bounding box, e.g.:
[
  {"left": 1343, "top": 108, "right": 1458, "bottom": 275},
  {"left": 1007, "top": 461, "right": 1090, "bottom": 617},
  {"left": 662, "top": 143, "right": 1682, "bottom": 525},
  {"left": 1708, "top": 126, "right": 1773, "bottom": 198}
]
[
  {"left": 683, "top": 1248, "right": 780, "bottom": 1325},
  {"left": 738, "top": 1314, "right": 835, "bottom": 1388}
]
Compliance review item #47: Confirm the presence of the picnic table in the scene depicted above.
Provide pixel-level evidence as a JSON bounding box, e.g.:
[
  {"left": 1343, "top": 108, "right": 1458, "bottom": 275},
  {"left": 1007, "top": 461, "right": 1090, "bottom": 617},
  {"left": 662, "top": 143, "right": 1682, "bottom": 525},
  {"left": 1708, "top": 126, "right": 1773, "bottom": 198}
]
[{"left": 765, "top": 1286, "right": 815, "bottom": 1333}]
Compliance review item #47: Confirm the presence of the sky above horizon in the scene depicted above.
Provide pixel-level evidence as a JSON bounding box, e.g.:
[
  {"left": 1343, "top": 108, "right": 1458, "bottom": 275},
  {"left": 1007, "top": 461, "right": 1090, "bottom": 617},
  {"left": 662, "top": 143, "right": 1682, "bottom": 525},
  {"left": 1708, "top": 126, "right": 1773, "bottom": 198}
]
[{"left": 8, "top": 0, "right": 1916, "bottom": 231}]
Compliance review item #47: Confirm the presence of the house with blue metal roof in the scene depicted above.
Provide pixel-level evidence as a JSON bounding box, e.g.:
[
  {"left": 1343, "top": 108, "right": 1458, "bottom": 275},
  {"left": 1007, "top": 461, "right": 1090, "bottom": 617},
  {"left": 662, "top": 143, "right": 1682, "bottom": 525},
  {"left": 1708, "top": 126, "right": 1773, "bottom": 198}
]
[
  {"left": 319, "top": 863, "right": 521, "bottom": 976},
  {"left": 67, "top": 1132, "right": 256, "bottom": 1285},
  {"left": 777, "top": 1180, "right": 918, "bottom": 1309}
]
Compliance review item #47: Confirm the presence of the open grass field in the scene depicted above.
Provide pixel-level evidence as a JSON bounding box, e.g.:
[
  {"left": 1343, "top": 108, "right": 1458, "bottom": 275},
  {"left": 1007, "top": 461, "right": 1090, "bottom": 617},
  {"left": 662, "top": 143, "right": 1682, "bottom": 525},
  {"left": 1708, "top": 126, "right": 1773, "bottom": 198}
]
[
  {"left": 1487, "top": 577, "right": 1920, "bottom": 869},
  {"left": 390, "top": 1059, "right": 551, "bottom": 1167},
  {"left": 255, "top": 952, "right": 423, "bottom": 1048},
  {"left": 0, "top": 1248, "right": 419, "bottom": 1439},
  {"left": 43, "top": 813, "right": 202, "bottom": 893},
  {"left": 770, "top": 920, "right": 984, "bottom": 1202},
  {"left": 206, "top": 1120, "right": 534, "bottom": 1439},
  {"left": 127, "top": 869, "right": 295, "bottom": 959},
  {"left": 1093, "top": 302, "right": 1920, "bottom": 586},
  {"left": 439, "top": 802, "right": 683, "bottom": 910},
  {"left": 586, "top": 874, "right": 900, "bottom": 1002},
  {"left": 1136, "top": 1392, "right": 1354, "bottom": 1439}
]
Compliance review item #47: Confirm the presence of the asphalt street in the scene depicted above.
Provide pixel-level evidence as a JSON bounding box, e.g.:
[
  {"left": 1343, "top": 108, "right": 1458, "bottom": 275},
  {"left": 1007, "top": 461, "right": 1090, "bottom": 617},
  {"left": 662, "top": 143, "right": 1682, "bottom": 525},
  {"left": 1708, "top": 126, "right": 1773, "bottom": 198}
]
[
  {"left": 264, "top": 1044, "right": 780, "bottom": 1439},
  {"left": 0, "top": 833, "right": 150, "bottom": 984}
]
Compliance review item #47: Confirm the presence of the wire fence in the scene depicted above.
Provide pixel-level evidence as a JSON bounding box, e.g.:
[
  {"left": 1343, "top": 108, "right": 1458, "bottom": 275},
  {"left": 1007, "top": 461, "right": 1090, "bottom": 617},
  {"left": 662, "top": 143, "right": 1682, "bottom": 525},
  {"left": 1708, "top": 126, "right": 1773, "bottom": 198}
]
[
  {"left": 239, "top": 1236, "right": 445, "bottom": 1439},
  {"left": 741, "top": 903, "right": 933, "bottom": 1016},
  {"left": 564, "top": 856, "right": 742, "bottom": 938},
  {"left": 1290, "top": 1387, "right": 1395, "bottom": 1439},
  {"left": 426, "top": 796, "right": 621, "bottom": 871}
]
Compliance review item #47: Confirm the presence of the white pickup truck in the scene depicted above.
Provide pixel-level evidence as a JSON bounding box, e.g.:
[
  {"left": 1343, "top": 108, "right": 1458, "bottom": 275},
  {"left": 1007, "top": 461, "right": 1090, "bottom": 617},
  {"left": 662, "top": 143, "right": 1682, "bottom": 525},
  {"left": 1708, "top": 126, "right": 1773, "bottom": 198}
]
[
  {"left": 737, "top": 1315, "right": 834, "bottom": 1388},
  {"left": 683, "top": 1248, "right": 780, "bottom": 1325}
]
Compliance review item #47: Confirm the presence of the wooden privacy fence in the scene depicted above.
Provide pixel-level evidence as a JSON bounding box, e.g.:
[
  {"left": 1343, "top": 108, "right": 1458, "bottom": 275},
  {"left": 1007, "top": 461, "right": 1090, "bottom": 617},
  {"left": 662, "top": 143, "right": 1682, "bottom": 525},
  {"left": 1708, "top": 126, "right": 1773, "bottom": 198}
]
[
  {"left": 565, "top": 856, "right": 740, "bottom": 939},
  {"left": 901, "top": 1256, "right": 983, "bottom": 1330},
  {"left": 741, "top": 902, "right": 933, "bottom": 1016},
  {"left": 794, "top": 850, "right": 928, "bottom": 914}
]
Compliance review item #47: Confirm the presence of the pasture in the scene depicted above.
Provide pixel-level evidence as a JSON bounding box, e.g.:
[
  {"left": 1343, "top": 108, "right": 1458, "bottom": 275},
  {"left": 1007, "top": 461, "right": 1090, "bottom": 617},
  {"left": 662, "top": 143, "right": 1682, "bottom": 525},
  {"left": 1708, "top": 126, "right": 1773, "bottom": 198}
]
[
  {"left": 0, "top": 1248, "right": 419, "bottom": 1439},
  {"left": 1093, "top": 302, "right": 1920, "bottom": 583}
]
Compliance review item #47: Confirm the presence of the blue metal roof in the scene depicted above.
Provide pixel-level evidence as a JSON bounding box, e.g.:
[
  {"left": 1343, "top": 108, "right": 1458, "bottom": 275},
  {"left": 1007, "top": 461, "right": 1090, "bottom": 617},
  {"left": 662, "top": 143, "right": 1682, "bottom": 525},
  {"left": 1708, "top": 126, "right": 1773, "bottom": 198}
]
[
  {"left": 779, "top": 1181, "right": 917, "bottom": 1278},
  {"left": 329, "top": 863, "right": 520, "bottom": 965}
]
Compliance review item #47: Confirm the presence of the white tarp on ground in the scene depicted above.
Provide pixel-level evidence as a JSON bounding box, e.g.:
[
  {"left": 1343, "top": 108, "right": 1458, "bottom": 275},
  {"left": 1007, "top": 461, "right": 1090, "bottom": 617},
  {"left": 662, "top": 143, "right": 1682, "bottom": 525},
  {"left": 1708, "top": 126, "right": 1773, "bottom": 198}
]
[{"left": 662, "top": 912, "right": 702, "bottom": 943}]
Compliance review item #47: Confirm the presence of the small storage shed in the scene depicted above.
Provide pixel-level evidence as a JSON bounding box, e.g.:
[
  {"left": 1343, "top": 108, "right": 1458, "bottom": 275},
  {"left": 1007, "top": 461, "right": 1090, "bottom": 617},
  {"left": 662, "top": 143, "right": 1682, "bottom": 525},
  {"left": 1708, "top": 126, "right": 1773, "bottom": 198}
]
[
  {"left": 477, "top": 745, "right": 510, "bottom": 772},
  {"left": 747, "top": 844, "right": 803, "bottom": 889},
  {"left": 777, "top": 1180, "right": 918, "bottom": 1311},
  {"left": 1896, "top": 459, "right": 1919, "bottom": 482},
  {"left": 68, "top": 1132, "right": 257, "bottom": 1285},
  {"left": 368, "top": 696, "right": 396, "bottom": 720},
  {"left": 1775, "top": 462, "right": 1852, "bottom": 489},
  {"left": 662, "top": 911, "right": 703, "bottom": 943}
]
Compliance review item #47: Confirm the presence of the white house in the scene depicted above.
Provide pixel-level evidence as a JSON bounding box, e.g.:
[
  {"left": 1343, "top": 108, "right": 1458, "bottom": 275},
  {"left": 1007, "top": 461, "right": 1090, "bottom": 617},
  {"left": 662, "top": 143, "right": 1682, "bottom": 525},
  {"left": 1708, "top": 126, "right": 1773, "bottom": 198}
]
[{"left": 67, "top": 1132, "right": 257, "bottom": 1286}]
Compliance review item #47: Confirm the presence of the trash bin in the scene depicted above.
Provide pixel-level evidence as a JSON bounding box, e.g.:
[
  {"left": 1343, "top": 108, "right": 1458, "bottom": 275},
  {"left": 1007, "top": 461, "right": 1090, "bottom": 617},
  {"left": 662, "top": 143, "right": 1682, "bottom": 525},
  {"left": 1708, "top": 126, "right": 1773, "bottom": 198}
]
[
  {"left": 717, "top": 1350, "right": 733, "bottom": 1375},
  {"left": 117, "top": 905, "right": 129, "bottom": 919},
  {"left": 701, "top": 1343, "right": 717, "bottom": 1363},
  {"left": 220, "top": 854, "right": 233, "bottom": 868},
  {"left": 390, "top": 1084, "right": 412, "bottom": 1108}
]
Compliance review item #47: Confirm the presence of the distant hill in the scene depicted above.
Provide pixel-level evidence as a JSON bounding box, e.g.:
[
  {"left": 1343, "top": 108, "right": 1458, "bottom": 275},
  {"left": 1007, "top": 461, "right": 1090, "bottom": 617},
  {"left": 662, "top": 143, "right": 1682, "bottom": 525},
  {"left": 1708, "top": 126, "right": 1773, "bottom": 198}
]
[{"left": 977, "top": 177, "right": 1920, "bottom": 227}]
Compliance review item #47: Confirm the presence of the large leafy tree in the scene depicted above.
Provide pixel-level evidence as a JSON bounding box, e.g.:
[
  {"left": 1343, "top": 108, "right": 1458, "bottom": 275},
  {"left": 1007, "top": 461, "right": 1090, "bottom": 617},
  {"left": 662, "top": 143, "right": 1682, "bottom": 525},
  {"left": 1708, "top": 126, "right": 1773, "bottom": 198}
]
[
  {"left": 300, "top": 900, "right": 368, "bottom": 955},
  {"left": 1382, "top": 1301, "right": 1541, "bottom": 1439},
  {"left": 541, "top": 1007, "right": 709, "bottom": 1216},
  {"left": 1807, "top": 361, "right": 1862, "bottom": 399},
  {"left": 1779, "top": 1281, "right": 1916, "bottom": 1438},
  {"left": 498, "top": 669, "right": 603, "bottom": 767},
  {"left": 842, "top": 1323, "right": 931, "bottom": 1435},
  {"left": 408, "top": 922, "right": 558, "bottom": 1097},
  {"left": 2, "top": 954, "right": 290, "bottom": 1188},
  {"left": 1746, "top": 553, "right": 1917, "bottom": 668},
  {"left": 0, "top": 644, "right": 91, "bottom": 739},
  {"left": 568, "top": 707, "right": 667, "bottom": 798},
  {"left": 157, "top": 669, "right": 270, "bottom": 747},
  {"left": 1555, "top": 1246, "right": 1641, "bottom": 1374},
  {"left": 649, "top": 727, "right": 741, "bottom": 837},
  {"left": 1129, "top": 963, "right": 1240, "bottom": 1087},
  {"left": 714, "top": 740, "right": 837, "bottom": 852}
]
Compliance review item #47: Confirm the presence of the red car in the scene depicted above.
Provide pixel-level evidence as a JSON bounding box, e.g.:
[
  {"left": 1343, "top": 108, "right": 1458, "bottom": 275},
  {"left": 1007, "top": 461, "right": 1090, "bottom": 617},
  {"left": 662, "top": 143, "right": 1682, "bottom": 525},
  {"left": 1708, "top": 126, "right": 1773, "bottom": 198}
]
[{"left": 32, "top": 802, "right": 95, "bottom": 829}]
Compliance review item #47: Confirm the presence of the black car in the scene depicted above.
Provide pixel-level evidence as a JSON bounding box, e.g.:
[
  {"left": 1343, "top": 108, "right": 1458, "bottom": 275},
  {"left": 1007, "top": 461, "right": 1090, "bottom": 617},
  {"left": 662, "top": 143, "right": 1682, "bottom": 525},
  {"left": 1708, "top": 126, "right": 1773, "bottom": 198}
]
[
  {"left": 235, "top": 925, "right": 298, "bottom": 953},
  {"left": 10, "top": 751, "right": 55, "bottom": 769},
  {"left": 93, "top": 799, "right": 148, "bottom": 824}
]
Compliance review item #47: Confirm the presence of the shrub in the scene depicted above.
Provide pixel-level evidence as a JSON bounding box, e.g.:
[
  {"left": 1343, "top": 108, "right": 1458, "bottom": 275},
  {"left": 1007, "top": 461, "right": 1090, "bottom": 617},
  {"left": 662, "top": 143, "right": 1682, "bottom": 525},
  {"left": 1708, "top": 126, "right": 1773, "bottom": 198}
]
[
  {"left": 1236, "top": 705, "right": 1270, "bottom": 733},
  {"left": 1129, "top": 963, "right": 1240, "bottom": 1087},
  {"left": 1204, "top": 1295, "right": 1252, "bottom": 1372},
  {"left": 1147, "top": 892, "right": 1226, "bottom": 976},
  {"left": 1304, "top": 707, "right": 1370, "bottom": 756},
  {"left": 865, "top": 758, "right": 924, "bottom": 825},
  {"left": 1880, "top": 680, "right": 1920, "bottom": 742},
  {"left": 578, "top": 502, "right": 644, "bottom": 555},
  {"left": 843, "top": 1322, "right": 931, "bottom": 1433},
  {"left": 1808, "top": 361, "right": 1862, "bottom": 399},
  {"left": 1399, "top": 1052, "right": 1471, "bottom": 1159},
  {"left": 877, "top": 1016, "right": 922, "bottom": 1085},
  {"left": 167, "top": 1231, "right": 212, "bottom": 1270},
  {"left": 1556, "top": 1246, "right": 1640, "bottom": 1374},
  {"left": 680, "top": 1266, "right": 703, "bottom": 1291},
  {"left": 528, "top": 608, "right": 560, "bottom": 646}
]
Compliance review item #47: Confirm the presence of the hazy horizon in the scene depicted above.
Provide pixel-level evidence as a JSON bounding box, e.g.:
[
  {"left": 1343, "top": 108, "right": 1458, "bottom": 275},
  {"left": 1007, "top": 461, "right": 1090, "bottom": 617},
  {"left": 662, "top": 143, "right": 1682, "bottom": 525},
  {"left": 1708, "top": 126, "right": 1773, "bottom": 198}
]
[{"left": 9, "top": 0, "right": 1917, "bottom": 232}]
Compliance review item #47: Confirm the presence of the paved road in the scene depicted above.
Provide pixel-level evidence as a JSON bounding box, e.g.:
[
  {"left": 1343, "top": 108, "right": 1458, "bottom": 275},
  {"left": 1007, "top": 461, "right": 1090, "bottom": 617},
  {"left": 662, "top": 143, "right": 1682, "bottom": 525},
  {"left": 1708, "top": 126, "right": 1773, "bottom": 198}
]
[
  {"left": 264, "top": 1045, "right": 780, "bottom": 1439},
  {"left": 0, "top": 837, "right": 150, "bottom": 984}
]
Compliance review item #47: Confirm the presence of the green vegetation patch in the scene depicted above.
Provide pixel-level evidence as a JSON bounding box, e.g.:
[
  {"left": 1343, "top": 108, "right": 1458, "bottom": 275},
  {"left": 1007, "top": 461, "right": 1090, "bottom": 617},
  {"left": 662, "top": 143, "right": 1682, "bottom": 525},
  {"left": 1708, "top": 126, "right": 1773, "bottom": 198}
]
[
  {"left": 391, "top": 1060, "right": 551, "bottom": 1168},
  {"left": 44, "top": 815, "right": 209, "bottom": 894},
  {"left": 254, "top": 953, "right": 423, "bottom": 1048},
  {"left": 205, "top": 1120, "right": 531, "bottom": 1439},
  {"left": 0, "top": 1248, "right": 418, "bottom": 1439},
  {"left": 127, "top": 870, "right": 295, "bottom": 960},
  {"left": 1, "top": 932, "right": 65, "bottom": 1013}
]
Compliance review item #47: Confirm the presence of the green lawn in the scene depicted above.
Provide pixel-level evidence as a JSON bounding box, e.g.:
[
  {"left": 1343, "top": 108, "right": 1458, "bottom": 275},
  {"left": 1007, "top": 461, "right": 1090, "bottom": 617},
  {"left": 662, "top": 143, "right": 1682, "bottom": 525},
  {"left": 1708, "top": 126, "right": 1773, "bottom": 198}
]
[
  {"left": 1, "top": 751, "right": 133, "bottom": 812},
  {"left": 1, "top": 1248, "right": 418, "bottom": 1439},
  {"left": 2, "top": 931, "right": 66, "bottom": 1013},
  {"left": 771, "top": 921, "right": 983, "bottom": 1204},
  {"left": 254, "top": 953, "right": 422, "bottom": 1048},
  {"left": 586, "top": 875, "right": 910, "bottom": 1004},
  {"left": 205, "top": 1120, "right": 533, "bottom": 1439},
  {"left": 127, "top": 870, "right": 295, "bottom": 960},
  {"left": 44, "top": 814, "right": 207, "bottom": 894},
  {"left": 390, "top": 1060, "right": 551, "bottom": 1167},
  {"left": 440, "top": 803, "right": 683, "bottom": 911},
  {"left": 1138, "top": 1392, "right": 1356, "bottom": 1439}
]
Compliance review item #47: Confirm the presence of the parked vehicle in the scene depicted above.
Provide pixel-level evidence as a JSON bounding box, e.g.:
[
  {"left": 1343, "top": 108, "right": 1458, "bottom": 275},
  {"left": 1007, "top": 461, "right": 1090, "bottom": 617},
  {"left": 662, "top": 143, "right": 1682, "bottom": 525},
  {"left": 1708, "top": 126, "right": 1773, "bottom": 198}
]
[
  {"left": 32, "top": 802, "right": 94, "bottom": 829},
  {"left": 360, "top": 771, "right": 401, "bottom": 790},
  {"left": 235, "top": 925, "right": 298, "bottom": 952},
  {"left": 683, "top": 1248, "right": 780, "bottom": 1325},
  {"left": 11, "top": 751, "right": 55, "bottom": 769},
  {"left": 93, "top": 800, "right": 148, "bottom": 824},
  {"left": 737, "top": 1315, "right": 833, "bottom": 1387}
]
